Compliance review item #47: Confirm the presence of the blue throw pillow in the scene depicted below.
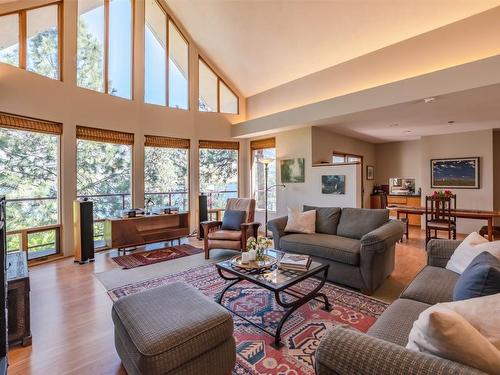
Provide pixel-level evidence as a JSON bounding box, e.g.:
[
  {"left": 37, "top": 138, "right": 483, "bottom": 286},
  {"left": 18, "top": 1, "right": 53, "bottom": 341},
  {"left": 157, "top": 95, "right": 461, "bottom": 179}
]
[
  {"left": 221, "top": 210, "right": 246, "bottom": 231},
  {"left": 453, "top": 252, "right": 500, "bottom": 301}
]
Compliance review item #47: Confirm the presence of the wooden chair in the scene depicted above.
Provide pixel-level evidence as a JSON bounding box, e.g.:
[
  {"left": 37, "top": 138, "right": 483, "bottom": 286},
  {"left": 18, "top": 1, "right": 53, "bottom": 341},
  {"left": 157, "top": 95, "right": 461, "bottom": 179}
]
[
  {"left": 381, "top": 193, "right": 408, "bottom": 242},
  {"left": 201, "top": 198, "right": 260, "bottom": 259},
  {"left": 479, "top": 225, "right": 500, "bottom": 241},
  {"left": 425, "top": 194, "right": 457, "bottom": 243}
]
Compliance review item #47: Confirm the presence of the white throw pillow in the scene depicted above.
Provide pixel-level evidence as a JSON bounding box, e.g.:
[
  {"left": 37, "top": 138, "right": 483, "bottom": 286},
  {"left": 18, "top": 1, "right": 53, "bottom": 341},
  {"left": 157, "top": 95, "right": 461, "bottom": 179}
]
[
  {"left": 284, "top": 208, "right": 316, "bottom": 234},
  {"left": 446, "top": 232, "right": 500, "bottom": 274},
  {"left": 406, "top": 294, "right": 500, "bottom": 374}
]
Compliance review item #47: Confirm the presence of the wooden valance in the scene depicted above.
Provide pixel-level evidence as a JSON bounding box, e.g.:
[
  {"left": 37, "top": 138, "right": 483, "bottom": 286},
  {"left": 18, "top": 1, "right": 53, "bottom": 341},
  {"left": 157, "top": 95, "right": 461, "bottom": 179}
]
[
  {"left": 250, "top": 137, "right": 275, "bottom": 150},
  {"left": 199, "top": 140, "right": 239, "bottom": 150},
  {"left": 145, "top": 135, "right": 190, "bottom": 149},
  {"left": 0, "top": 112, "right": 62, "bottom": 135},
  {"left": 76, "top": 126, "right": 134, "bottom": 145}
]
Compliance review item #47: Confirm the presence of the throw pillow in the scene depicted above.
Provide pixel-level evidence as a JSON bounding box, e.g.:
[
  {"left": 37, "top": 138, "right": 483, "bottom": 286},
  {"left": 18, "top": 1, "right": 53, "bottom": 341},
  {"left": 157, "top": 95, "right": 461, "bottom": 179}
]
[
  {"left": 406, "top": 294, "right": 500, "bottom": 374},
  {"left": 284, "top": 208, "right": 316, "bottom": 234},
  {"left": 446, "top": 232, "right": 500, "bottom": 274},
  {"left": 303, "top": 205, "right": 341, "bottom": 235},
  {"left": 221, "top": 210, "right": 246, "bottom": 231},
  {"left": 453, "top": 252, "right": 500, "bottom": 301}
]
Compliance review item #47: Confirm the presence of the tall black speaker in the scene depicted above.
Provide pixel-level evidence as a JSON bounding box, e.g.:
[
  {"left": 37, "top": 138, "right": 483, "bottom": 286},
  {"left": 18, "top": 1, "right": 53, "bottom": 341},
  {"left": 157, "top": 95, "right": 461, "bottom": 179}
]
[
  {"left": 198, "top": 194, "right": 208, "bottom": 239},
  {"left": 73, "top": 200, "right": 95, "bottom": 264}
]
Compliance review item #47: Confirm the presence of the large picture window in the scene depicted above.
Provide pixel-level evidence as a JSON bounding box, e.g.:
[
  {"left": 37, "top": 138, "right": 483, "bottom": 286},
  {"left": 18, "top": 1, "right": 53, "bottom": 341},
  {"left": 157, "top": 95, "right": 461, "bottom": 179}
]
[
  {"left": 144, "top": 0, "right": 189, "bottom": 109},
  {"left": 0, "top": 3, "right": 62, "bottom": 80},
  {"left": 76, "top": 126, "right": 133, "bottom": 246},
  {"left": 199, "top": 141, "right": 239, "bottom": 210},
  {"left": 0, "top": 113, "right": 62, "bottom": 260},
  {"left": 77, "top": 0, "right": 133, "bottom": 99},
  {"left": 251, "top": 138, "right": 276, "bottom": 211},
  {"left": 198, "top": 57, "right": 238, "bottom": 114},
  {"left": 144, "top": 136, "right": 189, "bottom": 211}
]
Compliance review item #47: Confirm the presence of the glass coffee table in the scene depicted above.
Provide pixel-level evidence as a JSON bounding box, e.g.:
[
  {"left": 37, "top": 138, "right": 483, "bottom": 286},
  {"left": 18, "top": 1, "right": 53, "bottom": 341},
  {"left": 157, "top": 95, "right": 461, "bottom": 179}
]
[{"left": 215, "top": 249, "right": 331, "bottom": 348}]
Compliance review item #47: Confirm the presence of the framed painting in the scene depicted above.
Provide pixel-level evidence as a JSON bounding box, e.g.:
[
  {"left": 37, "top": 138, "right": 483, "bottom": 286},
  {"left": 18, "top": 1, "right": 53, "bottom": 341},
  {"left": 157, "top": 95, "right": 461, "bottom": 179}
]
[
  {"left": 431, "top": 157, "right": 480, "bottom": 189},
  {"left": 321, "top": 175, "right": 345, "bottom": 194},
  {"left": 366, "top": 165, "right": 374, "bottom": 180},
  {"left": 280, "top": 158, "right": 305, "bottom": 183}
]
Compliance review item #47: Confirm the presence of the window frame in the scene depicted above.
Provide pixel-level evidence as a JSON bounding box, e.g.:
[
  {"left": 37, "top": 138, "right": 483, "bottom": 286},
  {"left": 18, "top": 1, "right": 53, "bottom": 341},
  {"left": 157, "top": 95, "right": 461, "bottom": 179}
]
[
  {"left": 198, "top": 56, "right": 239, "bottom": 115},
  {"left": 0, "top": 112, "right": 63, "bottom": 262},
  {"left": 77, "top": 0, "right": 134, "bottom": 99},
  {"left": 250, "top": 146, "right": 277, "bottom": 212},
  {"left": 144, "top": 135, "right": 191, "bottom": 212},
  {"left": 0, "top": 1, "right": 64, "bottom": 80},
  {"left": 144, "top": 0, "right": 190, "bottom": 110}
]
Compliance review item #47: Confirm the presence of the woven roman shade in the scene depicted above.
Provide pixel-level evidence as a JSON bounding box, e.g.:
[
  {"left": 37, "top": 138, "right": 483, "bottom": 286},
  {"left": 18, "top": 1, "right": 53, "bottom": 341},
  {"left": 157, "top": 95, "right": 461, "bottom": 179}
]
[
  {"left": 145, "top": 135, "right": 190, "bottom": 149},
  {"left": 199, "top": 140, "right": 239, "bottom": 150},
  {"left": 250, "top": 137, "right": 275, "bottom": 150},
  {"left": 76, "top": 126, "right": 134, "bottom": 145},
  {"left": 0, "top": 112, "right": 62, "bottom": 135}
]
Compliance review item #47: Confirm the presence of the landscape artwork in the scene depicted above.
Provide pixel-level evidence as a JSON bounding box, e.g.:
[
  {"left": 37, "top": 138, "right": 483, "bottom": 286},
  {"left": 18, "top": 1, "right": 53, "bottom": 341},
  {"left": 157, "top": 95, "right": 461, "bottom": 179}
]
[
  {"left": 321, "top": 175, "right": 345, "bottom": 194},
  {"left": 431, "top": 157, "right": 480, "bottom": 189},
  {"left": 280, "top": 158, "right": 305, "bottom": 183}
]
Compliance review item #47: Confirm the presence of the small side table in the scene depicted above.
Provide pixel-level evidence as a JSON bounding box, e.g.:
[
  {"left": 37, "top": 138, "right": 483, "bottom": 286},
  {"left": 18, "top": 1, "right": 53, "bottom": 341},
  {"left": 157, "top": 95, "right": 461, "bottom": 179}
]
[{"left": 6, "top": 252, "right": 31, "bottom": 347}]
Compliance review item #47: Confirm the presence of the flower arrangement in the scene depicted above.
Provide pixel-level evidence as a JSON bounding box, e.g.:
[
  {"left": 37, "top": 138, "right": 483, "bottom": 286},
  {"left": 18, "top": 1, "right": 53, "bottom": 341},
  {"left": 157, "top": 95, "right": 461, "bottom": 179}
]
[
  {"left": 432, "top": 190, "right": 453, "bottom": 198},
  {"left": 246, "top": 236, "right": 273, "bottom": 261}
]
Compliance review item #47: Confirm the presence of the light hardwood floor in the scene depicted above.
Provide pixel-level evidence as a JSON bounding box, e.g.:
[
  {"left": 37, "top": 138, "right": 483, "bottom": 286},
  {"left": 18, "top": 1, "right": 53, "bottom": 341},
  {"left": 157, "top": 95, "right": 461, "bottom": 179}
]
[{"left": 8, "top": 227, "right": 439, "bottom": 375}]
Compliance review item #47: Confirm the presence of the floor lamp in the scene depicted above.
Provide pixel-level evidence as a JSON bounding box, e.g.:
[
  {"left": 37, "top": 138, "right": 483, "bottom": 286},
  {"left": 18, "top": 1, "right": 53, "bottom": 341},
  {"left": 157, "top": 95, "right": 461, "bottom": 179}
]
[{"left": 259, "top": 158, "right": 285, "bottom": 236}]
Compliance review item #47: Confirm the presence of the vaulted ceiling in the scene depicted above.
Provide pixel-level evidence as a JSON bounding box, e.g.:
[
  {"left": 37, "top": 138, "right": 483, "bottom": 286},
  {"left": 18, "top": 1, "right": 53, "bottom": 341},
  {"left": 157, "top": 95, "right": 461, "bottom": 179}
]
[{"left": 166, "top": 0, "right": 500, "bottom": 97}]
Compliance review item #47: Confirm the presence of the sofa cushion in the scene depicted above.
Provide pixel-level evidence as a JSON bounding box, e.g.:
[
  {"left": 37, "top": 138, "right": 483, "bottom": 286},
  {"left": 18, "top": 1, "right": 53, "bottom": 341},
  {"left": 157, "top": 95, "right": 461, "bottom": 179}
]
[
  {"left": 401, "top": 266, "right": 459, "bottom": 305},
  {"left": 303, "top": 205, "right": 341, "bottom": 235},
  {"left": 221, "top": 210, "right": 246, "bottom": 230},
  {"left": 453, "top": 252, "right": 500, "bottom": 301},
  {"left": 208, "top": 230, "right": 241, "bottom": 241},
  {"left": 337, "top": 208, "right": 389, "bottom": 240},
  {"left": 367, "top": 298, "right": 430, "bottom": 347},
  {"left": 280, "top": 233, "right": 360, "bottom": 266}
]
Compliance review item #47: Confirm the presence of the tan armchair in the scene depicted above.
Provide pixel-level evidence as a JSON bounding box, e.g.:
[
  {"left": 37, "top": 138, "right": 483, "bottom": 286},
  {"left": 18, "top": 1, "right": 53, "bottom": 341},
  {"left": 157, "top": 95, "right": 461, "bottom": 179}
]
[{"left": 201, "top": 198, "right": 260, "bottom": 259}]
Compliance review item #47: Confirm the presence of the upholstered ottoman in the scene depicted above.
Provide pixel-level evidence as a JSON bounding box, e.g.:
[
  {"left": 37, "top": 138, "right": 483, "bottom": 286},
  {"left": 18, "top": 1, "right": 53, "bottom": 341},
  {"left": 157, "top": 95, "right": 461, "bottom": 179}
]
[{"left": 112, "top": 282, "right": 235, "bottom": 375}]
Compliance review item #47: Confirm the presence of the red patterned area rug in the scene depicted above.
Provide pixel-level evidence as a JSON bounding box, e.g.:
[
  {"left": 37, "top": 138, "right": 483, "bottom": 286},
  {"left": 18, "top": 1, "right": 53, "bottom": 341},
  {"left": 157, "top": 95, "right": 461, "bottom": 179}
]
[
  {"left": 111, "top": 244, "right": 203, "bottom": 269},
  {"left": 109, "top": 264, "right": 387, "bottom": 374}
]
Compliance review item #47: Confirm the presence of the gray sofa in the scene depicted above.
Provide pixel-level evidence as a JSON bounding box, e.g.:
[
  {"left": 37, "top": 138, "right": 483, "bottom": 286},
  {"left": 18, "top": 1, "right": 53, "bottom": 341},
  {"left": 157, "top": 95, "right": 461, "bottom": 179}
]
[
  {"left": 315, "top": 239, "right": 487, "bottom": 375},
  {"left": 268, "top": 207, "right": 404, "bottom": 294}
]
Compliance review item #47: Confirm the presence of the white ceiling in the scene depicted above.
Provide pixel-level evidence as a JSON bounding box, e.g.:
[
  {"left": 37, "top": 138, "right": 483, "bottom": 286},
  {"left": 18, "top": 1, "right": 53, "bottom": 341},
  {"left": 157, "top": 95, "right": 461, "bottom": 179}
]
[
  {"left": 166, "top": 0, "right": 500, "bottom": 97},
  {"left": 313, "top": 83, "right": 500, "bottom": 143}
]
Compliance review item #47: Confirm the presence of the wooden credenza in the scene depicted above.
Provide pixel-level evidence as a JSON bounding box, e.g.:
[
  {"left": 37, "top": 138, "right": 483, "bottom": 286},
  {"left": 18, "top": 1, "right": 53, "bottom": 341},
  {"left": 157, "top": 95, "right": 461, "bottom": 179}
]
[
  {"left": 387, "top": 195, "right": 421, "bottom": 226},
  {"left": 104, "top": 213, "right": 189, "bottom": 251}
]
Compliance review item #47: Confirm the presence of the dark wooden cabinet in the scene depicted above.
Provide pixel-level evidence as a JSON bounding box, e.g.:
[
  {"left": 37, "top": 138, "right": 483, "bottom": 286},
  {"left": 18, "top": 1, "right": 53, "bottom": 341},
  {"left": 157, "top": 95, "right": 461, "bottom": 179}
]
[{"left": 7, "top": 251, "right": 31, "bottom": 347}]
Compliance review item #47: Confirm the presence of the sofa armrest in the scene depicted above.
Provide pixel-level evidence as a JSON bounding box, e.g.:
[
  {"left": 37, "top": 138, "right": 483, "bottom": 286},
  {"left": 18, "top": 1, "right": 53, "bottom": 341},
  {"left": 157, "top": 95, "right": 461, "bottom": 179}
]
[
  {"left": 267, "top": 216, "right": 288, "bottom": 250},
  {"left": 315, "top": 325, "right": 486, "bottom": 375},
  {"left": 360, "top": 219, "right": 404, "bottom": 252},
  {"left": 426, "top": 239, "right": 461, "bottom": 268}
]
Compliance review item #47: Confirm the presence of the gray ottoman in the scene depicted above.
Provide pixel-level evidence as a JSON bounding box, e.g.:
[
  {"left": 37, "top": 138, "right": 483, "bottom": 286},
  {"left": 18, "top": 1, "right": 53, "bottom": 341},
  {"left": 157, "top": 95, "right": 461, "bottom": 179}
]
[{"left": 112, "top": 282, "right": 235, "bottom": 375}]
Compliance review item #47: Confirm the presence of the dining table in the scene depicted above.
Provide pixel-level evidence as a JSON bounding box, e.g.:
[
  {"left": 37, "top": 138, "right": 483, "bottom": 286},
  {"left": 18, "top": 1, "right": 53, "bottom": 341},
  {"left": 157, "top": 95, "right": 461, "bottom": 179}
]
[{"left": 390, "top": 205, "right": 500, "bottom": 241}]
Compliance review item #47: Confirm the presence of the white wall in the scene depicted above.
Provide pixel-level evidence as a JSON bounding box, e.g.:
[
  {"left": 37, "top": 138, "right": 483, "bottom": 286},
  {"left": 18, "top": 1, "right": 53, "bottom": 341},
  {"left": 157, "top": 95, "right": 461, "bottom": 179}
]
[
  {"left": 0, "top": 0, "right": 248, "bottom": 256},
  {"left": 252, "top": 127, "right": 361, "bottom": 225}
]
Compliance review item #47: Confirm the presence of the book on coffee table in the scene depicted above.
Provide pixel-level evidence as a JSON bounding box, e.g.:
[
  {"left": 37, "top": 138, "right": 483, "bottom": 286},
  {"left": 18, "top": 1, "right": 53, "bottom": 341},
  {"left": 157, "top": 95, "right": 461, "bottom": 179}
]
[{"left": 279, "top": 253, "right": 312, "bottom": 271}]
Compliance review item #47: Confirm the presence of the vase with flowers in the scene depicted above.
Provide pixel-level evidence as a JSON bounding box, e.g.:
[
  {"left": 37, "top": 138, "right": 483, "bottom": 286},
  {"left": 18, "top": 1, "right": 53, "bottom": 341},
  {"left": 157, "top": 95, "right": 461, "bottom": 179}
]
[
  {"left": 432, "top": 190, "right": 453, "bottom": 198},
  {"left": 246, "top": 236, "right": 273, "bottom": 261}
]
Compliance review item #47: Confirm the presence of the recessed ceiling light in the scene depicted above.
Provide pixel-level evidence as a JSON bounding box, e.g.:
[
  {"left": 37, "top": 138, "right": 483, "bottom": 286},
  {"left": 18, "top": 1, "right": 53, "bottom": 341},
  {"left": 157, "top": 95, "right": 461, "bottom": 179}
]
[
  {"left": 404, "top": 130, "right": 412, "bottom": 133},
  {"left": 389, "top": 123, "right": 399, "bottom": 128},
  {"left": 424, "top": 97, "right": 436, "bottom": 103},
  {"left": 448, "top": 120, "right": 455, "bottom": 124}
]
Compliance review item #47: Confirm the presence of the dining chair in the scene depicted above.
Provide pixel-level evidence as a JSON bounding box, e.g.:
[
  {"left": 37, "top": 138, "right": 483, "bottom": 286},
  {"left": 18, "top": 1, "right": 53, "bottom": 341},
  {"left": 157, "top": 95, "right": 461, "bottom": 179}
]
[
  {"left": 425, "top": 194, "right": 457, "bottom": 243},
  {"left": 381, "top": 193, "right": 408, "bottom": 242}
]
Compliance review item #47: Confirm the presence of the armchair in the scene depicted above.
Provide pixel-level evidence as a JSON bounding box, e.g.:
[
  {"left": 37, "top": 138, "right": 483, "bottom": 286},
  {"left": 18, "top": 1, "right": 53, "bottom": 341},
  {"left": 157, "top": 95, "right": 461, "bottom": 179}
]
[{"left": 201, "top": 198, "right": 260, "bottom": 259}]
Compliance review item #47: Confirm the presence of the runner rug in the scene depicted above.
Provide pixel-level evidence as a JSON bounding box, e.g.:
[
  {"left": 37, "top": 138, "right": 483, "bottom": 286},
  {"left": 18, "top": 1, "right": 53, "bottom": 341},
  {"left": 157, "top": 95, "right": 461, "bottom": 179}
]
[
  {"left": 111, "top": 244, "right": 203, "bottom": 269},
  {"left": 109, "top": 264, "right": 387, "bottom": 374}
]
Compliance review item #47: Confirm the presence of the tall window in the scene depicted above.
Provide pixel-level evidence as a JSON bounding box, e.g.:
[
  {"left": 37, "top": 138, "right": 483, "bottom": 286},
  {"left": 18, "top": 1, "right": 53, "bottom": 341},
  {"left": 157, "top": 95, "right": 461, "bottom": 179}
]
[
  {"left": 144, "top": 0, "right": 189, "bottom": 109},
  {"left": 144, "top": 136, "right": 189, "bottom": 211},
  {"left": 0, "top": 113, "right": 62, "bottom": 260},
  {"left": 76, "top": 126, "right": 133, "bottom": 245},
  {"left": 199, "top": 141, "right": 239, "bottom": 209},
  {"left": 198, "top": 58, "right": 238, "bottom": 114},
  {"left": 0, "top": 3, "right": 62, "bottom": 80},
  {"left": 251, "top": 138, "right": 276, "bottom": 211},
  {"left": 77, "top": 0, "right": 133, "bottom": 99}
]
